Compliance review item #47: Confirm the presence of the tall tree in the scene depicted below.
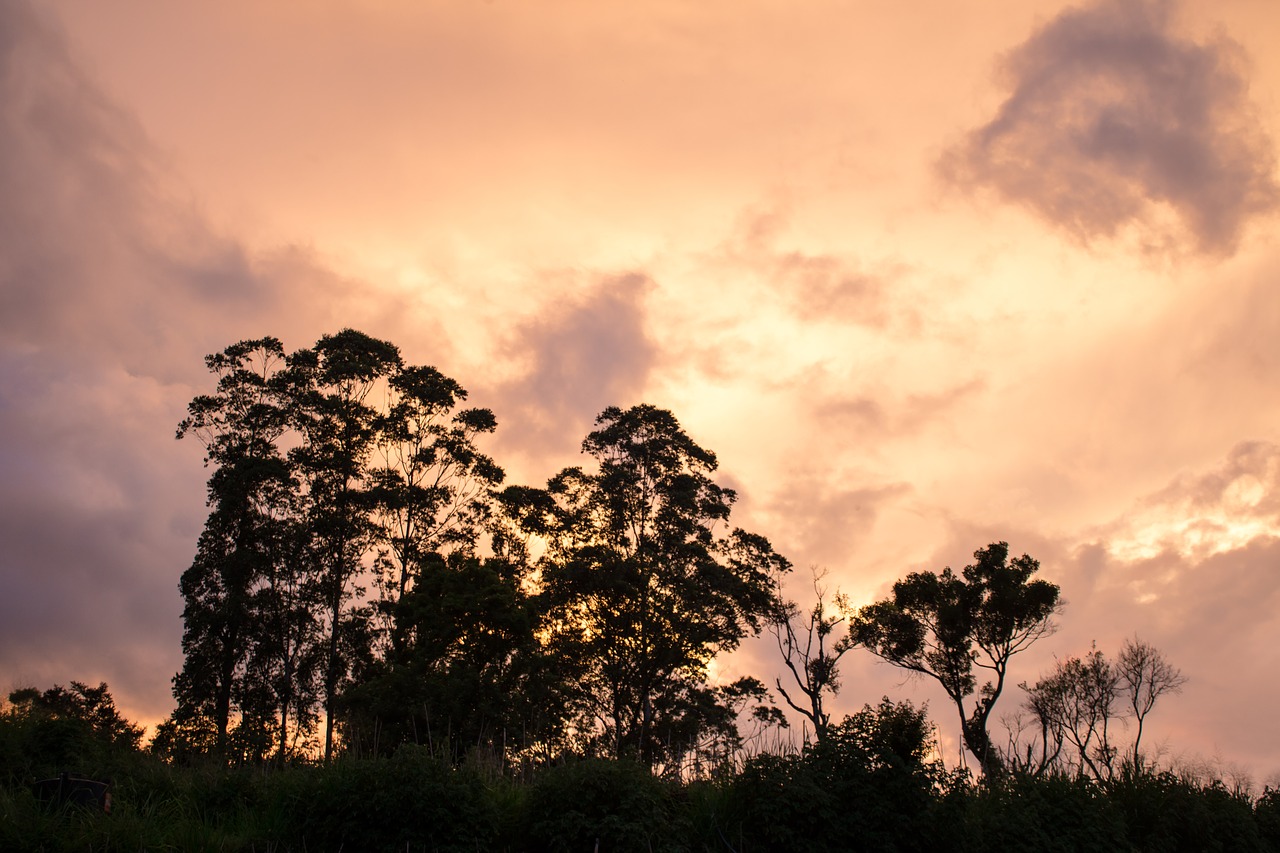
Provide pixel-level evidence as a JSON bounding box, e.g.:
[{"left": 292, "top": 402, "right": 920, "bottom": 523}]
[
  {"left": 850, "top": 541, "right": 1060, "bottom": 776},
  {"left": 284, "top": 329, "right": 402, "bottom": 761},
  {"left": 507, "top": 405, "right": 790, "bottom": 770},
  {"left": 172, "top": 337, "right": 293, "bottom": 758},
  {"left": 367, "top": 364, "right": 504, "bottom": 647}
]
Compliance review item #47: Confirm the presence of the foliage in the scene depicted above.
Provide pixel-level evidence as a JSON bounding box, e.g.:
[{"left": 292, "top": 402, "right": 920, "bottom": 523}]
[
  {"left": 5, "top": 691, "right": 1280, "bottom": 852},
  {"left": 339, "top": 553, "right": 553, "bottom": 762},
  {"left": 522, "top": 758, "right": 690, "bottom": 852},
  {"left": 1107, "top": 769, "right": 1266, "bottom": 852},
  {"left": 268, "top": 747, "right": 502, "bottom": 852},
  {"left": 504, "top": 404, "right": 790, "bottom": 771},
  {"left": 961, "top": 773, "right": 1127, "bottom": 852},
  {"left": 850, "top": 541, "right": 1060, "bottom": 775},
  {"left": 724, "top": 699, "right": 948, "bottom": 852}
]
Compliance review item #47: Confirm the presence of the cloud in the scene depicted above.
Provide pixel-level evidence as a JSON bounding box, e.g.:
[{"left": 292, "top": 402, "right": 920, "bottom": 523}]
[
  {"left": 927, "top": 446, "right": 1280, "bottom": 775},
  {"left": 816, "top": 378, "right": 987, "bottom": 440},
  {"left": 482, "top": 273, "right": 658, "bottom": 472},
  {"left": 721, "top": 204, "right": 919, "bottom": 331},
  {"left": 766, "top": 479, "right": 913, "bottom": 572},
  {"left": 0, "top": 0, "right": 429, "bottom": 722},
  {"left": 942, "top": 0, "right": 1279, "bottom": 255},
  {"left": 1099, "top": 440, "right": 1280, "bottom": 562}
]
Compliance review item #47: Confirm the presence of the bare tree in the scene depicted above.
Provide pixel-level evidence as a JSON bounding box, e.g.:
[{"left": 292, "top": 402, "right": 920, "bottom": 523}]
[
  {"left": 1014, "top": 636, "right": 1186, "bottom": 778},
  {"left": 1118, "top": 636, "right": 1187, "bottom": 770},
  {"left": 1020, "top": 644, "right": 1121, "bottom": 780},
  {"left": 771, "top": 567, "right": 852, "bottom": 743}
]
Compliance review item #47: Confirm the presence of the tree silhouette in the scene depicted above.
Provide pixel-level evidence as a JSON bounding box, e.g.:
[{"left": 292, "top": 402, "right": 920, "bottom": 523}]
[
  {"left": 1014, "top": 636, "right": 1186, "bottom": 778},
  {"left": 366, "top": 364, "right": 504, "bottom": 648},
  {"left": 770, "top": 568, "right": 852, "bottom": 743},
  {"left": 172, "top": 337, "right": 298, "bottom": 759},
  {"left": 1118, "top": 636, "right": 1186, "bottom": 770},
  {"left": 850, "top": 541, "right": 1060, "bottom": 776},
  {"left": 505, "top": 405, "right": 790, "bottom": 770},
  {"left": 283, "top": 329, "right": 403, "bottom": 761},
  {"left": 1020, "top": 642, "right": 1121, "bottom": 779}
]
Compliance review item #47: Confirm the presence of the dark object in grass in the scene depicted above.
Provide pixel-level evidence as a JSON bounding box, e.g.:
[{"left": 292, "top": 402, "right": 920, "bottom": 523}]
[{"left": 32, "top": 772, "right": 112, "bottom": 813}]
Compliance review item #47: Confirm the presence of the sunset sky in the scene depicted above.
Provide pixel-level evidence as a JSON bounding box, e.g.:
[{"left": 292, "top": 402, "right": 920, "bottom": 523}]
[{"left": 4, "top": 0, "right": 1280, "bottom": 781}]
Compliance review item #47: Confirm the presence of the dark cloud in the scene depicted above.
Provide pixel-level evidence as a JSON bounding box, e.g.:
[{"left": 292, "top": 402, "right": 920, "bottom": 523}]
[
  {"left": 942, "top": 0, "right": 1278, "bottom": 255},
  {"left": 482, "top": 273, "right": 657, "bottom": 470},
  {"left": 0, "top": 0, "right": 422, "bottom": 722}
]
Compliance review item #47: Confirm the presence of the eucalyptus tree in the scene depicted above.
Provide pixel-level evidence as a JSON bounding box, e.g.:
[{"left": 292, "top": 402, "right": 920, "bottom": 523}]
[
  {"left": 366, "top": 364, "right": 504, "bottom": 648},
  {"left": 505, "top": 404, "right": 790, "bottom": 769},
  {"left": 850, "top": 542, "right": 1060, "bottom": 776},
  {"left": 173, "top": 337, "right": 294, "bottom": 758},
  {"left": 283, "top": 329, "right": 402, "bottom": 760}
]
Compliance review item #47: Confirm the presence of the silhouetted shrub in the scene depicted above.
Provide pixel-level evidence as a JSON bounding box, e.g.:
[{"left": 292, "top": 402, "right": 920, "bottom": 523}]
[
  {"left": 1109, "top": 770, "right": 1264, "bottom": 852},
  {"left": 268, "top": 746, "right": 500, "bottom": 852},
  {"left": 961, "top": 774, "right": 1126, "bottom": 852},
  {"left": 521, "top": 758, "right": 689, "bottom": 852},
  {"left": 1254, "top": 787, "right": 1280, "bottom": 849}
]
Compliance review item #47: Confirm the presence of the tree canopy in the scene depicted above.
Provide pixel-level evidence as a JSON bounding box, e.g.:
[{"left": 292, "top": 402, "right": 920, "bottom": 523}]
[
  {"left": 502, "top": 404, "right": 790, "bottom": 770},
  {"left": 850, "top": 541, "right": 1060, "bottom": 775}
]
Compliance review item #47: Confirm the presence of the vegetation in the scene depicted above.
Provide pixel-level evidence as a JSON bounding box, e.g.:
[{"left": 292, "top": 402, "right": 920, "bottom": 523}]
[
  {"left": 6, "top": 686, "right": 1279, "bottom": 852},
  {"left": 6, "top": 329, "right": 1269, "bottom": 849},
  {"left": 850, "top": 542, "right": 1061, "bottom": 775}
]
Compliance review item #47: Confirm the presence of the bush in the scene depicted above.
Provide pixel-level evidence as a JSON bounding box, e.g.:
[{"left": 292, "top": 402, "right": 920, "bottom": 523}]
[
  {"left": 1108, "top": 770, "right": 1265, "bottom": 853},
  {"left": 521, "top": 758, "right": 690, "bottom": 852},
  {"left": 267, "top": 746, "right": 501, "bottom": 852},
  {"left": 960, "top": 774, "right": 1126, "bottom": 853}
]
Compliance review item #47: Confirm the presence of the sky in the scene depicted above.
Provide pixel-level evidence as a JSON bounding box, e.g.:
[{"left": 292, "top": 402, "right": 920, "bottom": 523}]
[{"left": 3, "top": 0, "right": 1280, "bottom": 782}]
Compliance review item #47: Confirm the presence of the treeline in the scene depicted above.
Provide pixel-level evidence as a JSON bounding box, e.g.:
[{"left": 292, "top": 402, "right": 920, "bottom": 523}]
[
  {"left": 69, "top": 330, "right": 1199, "bottom": 777},
  {"left": 5, "top": 694, "right": 1280, "bottom": 851},
  {"left": 158, "top": 330, "right": 788, "bottom": 773},
  {"left": 7, "top": 327, "right": 1268, "bottom": 849}
]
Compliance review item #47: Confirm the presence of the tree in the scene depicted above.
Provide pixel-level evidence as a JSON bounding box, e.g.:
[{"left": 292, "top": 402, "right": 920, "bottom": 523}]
[
  {"left": 1013, "top": 636, "right": 1186, "bottom": 779},
  {"left": 770, "top": 567, "right": 852, "bottom": 744},
  {"left": 173, "top": 337, "right": 295, "bottom": 759},
  {"left": 1020, "top": 643, "right": 1121, "bottom": 779},
  {"left": 7, "top": 682, "right": 145, "bottom": 775},
  {"left": 850, "top": 541, "right": 1060, "bottom": 776},
  {"left": 1118, "top": 636, "right": 1186, "bottom": 770},
  {"left": 366, "top": 363, "right": 504, "bottom": 649},
  {"left": 283, "top": 329, "right": 403, "bottom": 761},
  {"left": 340, "top": 552, "right": 545, "bottom": 761},
  {"left": 8, "top": 682, "right": 144, "bottom": 751},
  {"left": 506, "top": 404, "right": 790, "bottom": 769}
]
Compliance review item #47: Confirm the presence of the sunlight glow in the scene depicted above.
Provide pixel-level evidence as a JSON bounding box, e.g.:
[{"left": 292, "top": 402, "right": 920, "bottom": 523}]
[{"left": 1107, "top": 514, "right": 1276, "bottom": 563}]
